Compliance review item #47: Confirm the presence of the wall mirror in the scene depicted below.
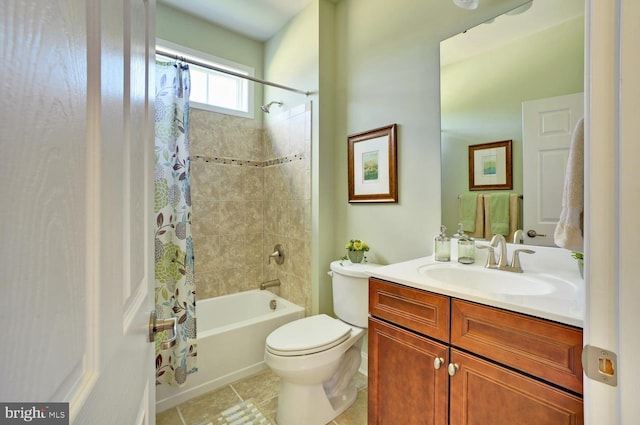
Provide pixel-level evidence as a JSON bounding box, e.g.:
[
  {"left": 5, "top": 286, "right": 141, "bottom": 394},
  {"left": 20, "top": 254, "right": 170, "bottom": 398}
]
[{"left": 440, "top": 0, "right": 584, "bottom": 246}]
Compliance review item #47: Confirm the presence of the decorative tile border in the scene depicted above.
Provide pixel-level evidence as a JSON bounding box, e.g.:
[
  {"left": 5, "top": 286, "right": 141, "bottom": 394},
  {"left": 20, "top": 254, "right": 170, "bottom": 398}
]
[
  {"left": 263, "top": 153, "right": 304, "bottom": 167},
  {"left": 191, "top": 153, "right": 304, "bottom": 167},
  {"left": 191, "top": 155, "right": 262, "bottom": 167}
]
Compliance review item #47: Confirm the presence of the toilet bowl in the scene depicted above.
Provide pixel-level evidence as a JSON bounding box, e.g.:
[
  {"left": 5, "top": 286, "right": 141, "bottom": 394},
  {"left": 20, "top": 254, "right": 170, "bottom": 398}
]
[{"left": 263, "top": 261, "right": 382, "bottom": 425}]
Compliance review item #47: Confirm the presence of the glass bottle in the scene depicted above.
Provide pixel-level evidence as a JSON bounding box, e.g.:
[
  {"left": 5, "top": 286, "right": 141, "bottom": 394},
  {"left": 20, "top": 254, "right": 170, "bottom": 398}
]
[{"left": 434, "top": 225, "right": 451, "bottom": 262}]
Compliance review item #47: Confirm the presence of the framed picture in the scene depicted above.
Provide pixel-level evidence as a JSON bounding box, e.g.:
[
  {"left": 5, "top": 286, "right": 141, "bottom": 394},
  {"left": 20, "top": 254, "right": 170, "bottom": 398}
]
[
  {"left": 468, "top": 140, "right": 512, "bottom": 190},
  {"left": 348, "top": 124, "right": 398, "bottom": 203}
]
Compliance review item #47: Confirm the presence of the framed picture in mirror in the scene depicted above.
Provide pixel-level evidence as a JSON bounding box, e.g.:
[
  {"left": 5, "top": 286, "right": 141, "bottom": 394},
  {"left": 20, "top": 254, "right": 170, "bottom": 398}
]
[
  {"left": 468, "top": 140, "right": 512, "bottom": 190},
  {"left": 348, "top": 124, "right": 398, "bottom": 203}
]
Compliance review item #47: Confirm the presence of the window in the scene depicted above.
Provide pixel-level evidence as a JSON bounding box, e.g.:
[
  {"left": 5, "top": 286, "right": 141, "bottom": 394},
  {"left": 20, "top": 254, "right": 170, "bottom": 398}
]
[{"left": 156, "top": 39, "right": 255, "bottom": 118}]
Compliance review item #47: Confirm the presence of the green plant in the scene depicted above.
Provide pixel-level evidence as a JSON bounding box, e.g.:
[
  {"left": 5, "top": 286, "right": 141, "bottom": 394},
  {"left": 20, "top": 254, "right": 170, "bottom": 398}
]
[
  {"left": 345, "top": 239, "right": 370, "bottom": 252},
  {"left": 340, "top": 239, "right": 370, "bottom": 264},
  {"left": 571, "top": 251, "right": 584, "bottom": 278}
]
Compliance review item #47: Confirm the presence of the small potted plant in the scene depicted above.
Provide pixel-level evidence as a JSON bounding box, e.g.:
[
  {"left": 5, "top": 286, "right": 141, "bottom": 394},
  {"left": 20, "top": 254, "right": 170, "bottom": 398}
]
[
  {"left": 343, "top": 239, "right": 370, "bottom": 263},
  {"left": 571, "top": 251, "right": 584, "bottom": 278}
]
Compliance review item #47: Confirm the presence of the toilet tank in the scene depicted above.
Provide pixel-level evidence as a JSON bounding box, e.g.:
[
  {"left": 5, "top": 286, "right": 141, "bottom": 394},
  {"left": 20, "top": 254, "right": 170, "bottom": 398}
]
[{"left": 329, "top": 261, "right": 383, "bottom": 328}]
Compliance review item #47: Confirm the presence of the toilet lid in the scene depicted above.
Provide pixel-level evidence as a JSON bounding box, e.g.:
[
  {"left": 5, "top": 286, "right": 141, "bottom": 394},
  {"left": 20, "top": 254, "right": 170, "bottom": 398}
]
[{"left": 266, "top": 314, "right": 352, "bottom": 356}]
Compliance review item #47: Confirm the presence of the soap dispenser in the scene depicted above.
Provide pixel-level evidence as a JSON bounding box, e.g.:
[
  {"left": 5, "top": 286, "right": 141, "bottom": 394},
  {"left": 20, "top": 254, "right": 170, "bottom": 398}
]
[
  {"left": 457, "top": 230, "right": 475, "bottom": 265},
  {"left": 452, "top": 223, "right": 465, "bottom": 239},
  {"left": 434, "top": 225, "right": 451, "bottom": 262}
]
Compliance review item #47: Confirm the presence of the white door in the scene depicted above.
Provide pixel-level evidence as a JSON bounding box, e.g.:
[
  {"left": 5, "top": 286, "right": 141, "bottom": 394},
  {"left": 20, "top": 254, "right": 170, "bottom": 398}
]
[
  {"left": 1, "top": 0, "right": 156, "bottom": 424},
  {"left": 522, "top": 93, "right": 584, "bottom": 246},
  {"left": 586, "top": 0, "right": 640, "bottom": 423}
]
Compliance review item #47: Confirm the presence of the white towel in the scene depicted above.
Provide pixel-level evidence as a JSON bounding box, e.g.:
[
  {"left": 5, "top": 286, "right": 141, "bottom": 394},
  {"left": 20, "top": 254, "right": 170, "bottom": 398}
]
[{"left": 554, "top": 118, "right": 584, "bottom": 252}]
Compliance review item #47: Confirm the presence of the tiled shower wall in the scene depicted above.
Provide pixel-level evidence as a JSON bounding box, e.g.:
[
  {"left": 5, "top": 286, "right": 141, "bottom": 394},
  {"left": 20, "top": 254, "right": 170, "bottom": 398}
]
[
  {"left": 189, "top": 103, "right": 312, "bottom": 315},
  {"left": 262, "top": 103, "right": 312, "bottom": 315}
]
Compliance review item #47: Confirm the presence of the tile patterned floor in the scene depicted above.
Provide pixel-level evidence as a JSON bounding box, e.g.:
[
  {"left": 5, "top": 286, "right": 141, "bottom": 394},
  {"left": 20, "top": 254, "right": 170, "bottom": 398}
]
[{"left": 156, "top": 369, "right": 368, "bottom": 425}]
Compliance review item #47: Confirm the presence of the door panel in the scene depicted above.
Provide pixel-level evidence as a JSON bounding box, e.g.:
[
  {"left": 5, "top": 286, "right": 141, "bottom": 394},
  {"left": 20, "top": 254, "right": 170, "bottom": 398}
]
[
  {"left": 522, "top": 93, "right": 584, "bottom": 246},
  {"left": 1, "top": 0, "right": 90, "bottom": 403},
  {"left": 1, "top": 0, "right": 155, "bottom": 423},
  {"left": 449, "top": 349, "right": 583, "bottom": 425},
  {"left": 368, "top": 317, "right": 449, "bottom": 425}
]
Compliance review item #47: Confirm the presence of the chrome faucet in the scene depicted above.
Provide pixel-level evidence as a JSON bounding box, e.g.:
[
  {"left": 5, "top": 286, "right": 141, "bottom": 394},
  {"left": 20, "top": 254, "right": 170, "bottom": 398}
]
[
  {"left": 490, "top": 234, "right": 509, "bottom": 268},
  {"left": 513, "top": 229, "right": 525, "bottom": 244},
  {"left": 480, "top": 234, "right": 535, "bottom": 273},
  {"left": 260, "top": 279, "right": 281, "bottom": 290}
]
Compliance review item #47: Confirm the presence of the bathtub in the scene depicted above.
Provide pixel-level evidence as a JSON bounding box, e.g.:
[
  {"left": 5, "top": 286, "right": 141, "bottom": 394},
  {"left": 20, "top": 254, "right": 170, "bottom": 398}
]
[{"left": 156, "top": 289, "right": 304, "bottom": 412}]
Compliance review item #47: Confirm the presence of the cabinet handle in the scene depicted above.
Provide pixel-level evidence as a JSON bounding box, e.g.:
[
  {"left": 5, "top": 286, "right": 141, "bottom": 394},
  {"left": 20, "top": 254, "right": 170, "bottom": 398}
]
[
  {"left": 434, "top": 357, "right": 445, "bottom": 370},
  {"left": 448, "top": 363, "right": 459, "bottom": 377}
]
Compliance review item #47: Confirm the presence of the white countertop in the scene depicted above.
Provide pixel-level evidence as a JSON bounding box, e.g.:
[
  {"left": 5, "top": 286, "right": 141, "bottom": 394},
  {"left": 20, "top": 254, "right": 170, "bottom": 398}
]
[{"left": 368, "top": 243, "right": 585, "bottom": 328}]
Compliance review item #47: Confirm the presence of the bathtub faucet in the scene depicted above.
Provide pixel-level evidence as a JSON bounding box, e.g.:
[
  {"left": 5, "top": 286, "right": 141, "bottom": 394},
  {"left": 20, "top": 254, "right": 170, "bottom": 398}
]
[{"left": 260, "top": 279, "right": 281, "bottom": 290}]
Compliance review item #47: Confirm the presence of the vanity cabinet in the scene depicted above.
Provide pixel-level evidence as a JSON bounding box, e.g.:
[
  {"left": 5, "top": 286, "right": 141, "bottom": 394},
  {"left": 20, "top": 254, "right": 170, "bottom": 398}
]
[
  {"left": 368, "top": 279, "right": 450, "bottom": 425},
  {"left": 368, "top": 277, "right": 584, "bottom": 425}
]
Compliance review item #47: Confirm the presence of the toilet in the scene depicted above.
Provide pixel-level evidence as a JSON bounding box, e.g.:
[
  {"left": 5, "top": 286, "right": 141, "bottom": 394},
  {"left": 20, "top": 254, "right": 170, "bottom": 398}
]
[{"left": 264, "top": 260, "right": 381, "bottom": 425}]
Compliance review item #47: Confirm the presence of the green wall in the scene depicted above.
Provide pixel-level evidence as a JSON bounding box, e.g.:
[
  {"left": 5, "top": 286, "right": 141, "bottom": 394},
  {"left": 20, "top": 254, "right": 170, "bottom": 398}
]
[
  {"left": 331, "top": 0, "right": 525, "bottom": 269},
  {"left": 440, "top": 17, "right": 584, "bottom": 234},
  {"left": 156, "top": 3, "right": 265, "bottom": 121}
]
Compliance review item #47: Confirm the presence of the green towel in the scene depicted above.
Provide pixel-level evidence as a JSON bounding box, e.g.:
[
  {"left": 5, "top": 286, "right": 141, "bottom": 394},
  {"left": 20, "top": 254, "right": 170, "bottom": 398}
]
[
  {"left": 458, "top": 193, "right": 478, "bottom": 232},
  {"left": 490, "top": 193, "right": 510, "bottom": 235}
]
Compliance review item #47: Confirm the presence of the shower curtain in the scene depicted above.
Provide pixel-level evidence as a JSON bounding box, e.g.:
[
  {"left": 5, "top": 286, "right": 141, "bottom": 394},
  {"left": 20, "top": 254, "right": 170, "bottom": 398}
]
[{"left": 154, "top": 61, "right": 197, "bottom": 386}]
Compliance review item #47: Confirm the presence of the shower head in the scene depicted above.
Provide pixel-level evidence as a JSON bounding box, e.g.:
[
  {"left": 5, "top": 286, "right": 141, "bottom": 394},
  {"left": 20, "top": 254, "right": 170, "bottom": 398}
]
[{"left": 261, "top": 101, "right": 283, "bottom": 113}]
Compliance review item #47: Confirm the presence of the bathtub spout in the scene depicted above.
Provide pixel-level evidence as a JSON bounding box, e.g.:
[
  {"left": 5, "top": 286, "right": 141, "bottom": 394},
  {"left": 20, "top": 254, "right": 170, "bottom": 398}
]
[{"left": 260, "top": 279, "right": 281, "bottom": 290}]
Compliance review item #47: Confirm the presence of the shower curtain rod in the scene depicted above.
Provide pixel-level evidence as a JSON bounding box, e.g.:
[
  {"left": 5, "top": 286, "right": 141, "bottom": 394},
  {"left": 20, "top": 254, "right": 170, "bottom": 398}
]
[{"left": 156, "top": 48, "right": 311, "bottom": 97}]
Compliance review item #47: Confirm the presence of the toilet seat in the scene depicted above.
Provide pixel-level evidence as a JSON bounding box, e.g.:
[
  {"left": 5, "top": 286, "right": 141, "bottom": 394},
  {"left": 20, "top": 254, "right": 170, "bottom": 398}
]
[{"left": 266, "top": 314, "right": 352, "bottom": 356}]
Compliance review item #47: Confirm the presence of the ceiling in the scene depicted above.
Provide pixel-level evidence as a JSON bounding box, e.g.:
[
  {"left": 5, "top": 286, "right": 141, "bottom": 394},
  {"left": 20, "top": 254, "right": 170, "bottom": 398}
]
[
  {"left": 441, "top": 0, "right": 584, "bottom": 66},
  {"left": 158, "top": 0, "right": 317, "bottom": 41},
  {"left": 157, "top": 0, "right": 583, "bottom": 51}
]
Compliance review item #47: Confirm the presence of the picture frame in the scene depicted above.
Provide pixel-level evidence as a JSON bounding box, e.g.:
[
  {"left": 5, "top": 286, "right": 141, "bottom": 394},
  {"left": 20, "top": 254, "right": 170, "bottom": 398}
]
[
  {"left": 468, "top": 140, "right": 512, "bottom": 190},
  {"left": 348, "top": 124, "right": 398, "bottom": 203}
]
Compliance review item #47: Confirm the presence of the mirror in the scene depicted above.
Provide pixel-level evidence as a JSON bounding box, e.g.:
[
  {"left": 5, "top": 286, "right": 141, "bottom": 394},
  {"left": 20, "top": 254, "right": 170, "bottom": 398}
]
[{"left": 440, "top": 0, "right": 584, "bottom": 244}]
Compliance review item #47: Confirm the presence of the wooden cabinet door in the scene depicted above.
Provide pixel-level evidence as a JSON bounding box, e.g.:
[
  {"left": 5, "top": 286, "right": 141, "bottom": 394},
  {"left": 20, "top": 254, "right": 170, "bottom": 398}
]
[
  {"left": 368, "top": 317, "right": 449, "bottom": 425},
  {"left": 451, "top": 299, "right": 583, "bottom": 394},
  {"left": 449, "top": 349, "right": 584, "bottom": 425}
]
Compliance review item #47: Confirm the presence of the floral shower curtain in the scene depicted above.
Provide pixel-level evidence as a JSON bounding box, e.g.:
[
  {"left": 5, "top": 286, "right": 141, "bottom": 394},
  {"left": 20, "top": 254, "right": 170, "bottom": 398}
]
[{"left": 154, "top": 61, "right": 197, "bottom": 386}]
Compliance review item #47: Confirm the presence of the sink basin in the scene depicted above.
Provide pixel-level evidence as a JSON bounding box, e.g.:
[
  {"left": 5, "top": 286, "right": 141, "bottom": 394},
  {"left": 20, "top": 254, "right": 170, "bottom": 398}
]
[{"left": 417, "top": 263, "right": 556, "bottom": 296}]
